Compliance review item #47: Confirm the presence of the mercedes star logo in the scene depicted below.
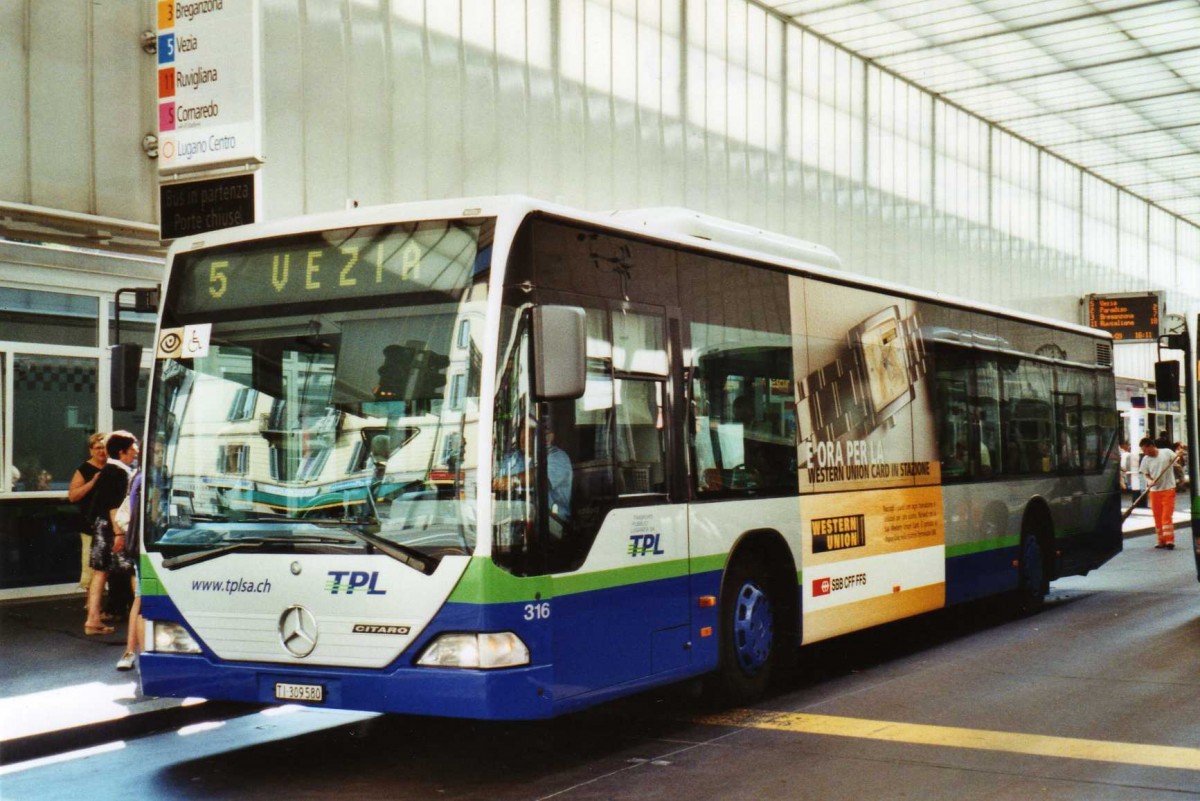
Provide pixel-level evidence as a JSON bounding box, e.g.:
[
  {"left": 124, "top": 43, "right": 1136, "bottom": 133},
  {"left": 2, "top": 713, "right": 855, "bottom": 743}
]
[{"left": 278, "top": 605, "right": 318, "bottom": 658}]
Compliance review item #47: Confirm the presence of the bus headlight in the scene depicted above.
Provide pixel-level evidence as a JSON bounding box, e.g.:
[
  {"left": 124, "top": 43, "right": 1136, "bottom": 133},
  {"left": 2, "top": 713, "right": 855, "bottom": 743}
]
[
  {"left": 152, "top": 621, "right": 202, "bottom": 654},
  {"left": 416, "top": 632, "right": 530, "bottom": 669}
]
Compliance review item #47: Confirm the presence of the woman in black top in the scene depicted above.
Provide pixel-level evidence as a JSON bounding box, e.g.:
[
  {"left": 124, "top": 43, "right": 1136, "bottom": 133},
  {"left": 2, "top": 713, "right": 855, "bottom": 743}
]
[
  {"left": 68, "top": 433, "right": 108, "bottom": 592},
  {"left": 84, "top": 431, "right": 139, "bottom": 636}
]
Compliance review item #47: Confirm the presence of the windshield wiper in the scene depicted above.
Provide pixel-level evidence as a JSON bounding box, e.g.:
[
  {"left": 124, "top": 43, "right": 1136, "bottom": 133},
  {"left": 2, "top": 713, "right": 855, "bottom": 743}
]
[
  {"left": 314, "top": 520, "right": 435, "bottom": 574},
  {"left": 160, "top": 534, "right": 359, "bottom": 570}
]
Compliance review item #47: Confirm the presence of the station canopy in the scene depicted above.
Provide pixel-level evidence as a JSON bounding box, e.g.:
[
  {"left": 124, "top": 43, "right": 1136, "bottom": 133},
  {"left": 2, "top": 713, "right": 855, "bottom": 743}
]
[{"left": 766, "top": 0, "right": 1200, "bottom": 227}]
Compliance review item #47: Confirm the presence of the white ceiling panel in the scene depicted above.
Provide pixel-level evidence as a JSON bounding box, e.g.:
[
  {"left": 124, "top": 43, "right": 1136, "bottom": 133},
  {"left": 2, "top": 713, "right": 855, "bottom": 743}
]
[{"left": 760, "top": 0, "right": 1200, "bottom": 226}]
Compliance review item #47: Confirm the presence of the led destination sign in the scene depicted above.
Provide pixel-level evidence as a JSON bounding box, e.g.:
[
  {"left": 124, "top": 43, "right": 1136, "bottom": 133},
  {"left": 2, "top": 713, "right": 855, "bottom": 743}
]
[
  {"left": 174, "top": 220, "right": 489, "bottom": 314},
  {"left": 1086, "top": 293, "right": 1162, "bottom": 342}
]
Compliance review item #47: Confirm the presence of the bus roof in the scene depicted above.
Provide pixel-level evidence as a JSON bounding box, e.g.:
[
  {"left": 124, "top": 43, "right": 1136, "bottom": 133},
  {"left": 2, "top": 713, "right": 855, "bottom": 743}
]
[{"left": 165, "top": 194, "right": 1111, "bottom": 343}]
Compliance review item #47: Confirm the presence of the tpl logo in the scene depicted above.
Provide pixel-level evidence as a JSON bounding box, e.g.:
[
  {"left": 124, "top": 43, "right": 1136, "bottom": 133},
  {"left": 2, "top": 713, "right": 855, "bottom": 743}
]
[
  {"left": 812, "top": 577, "right": 832, "bottom": 597},
  {"left": 326, "top": 570, "right": 387, "bottom": 595},
  {"left": 628, "top": 533, "right": 665, "bottom": 557}
]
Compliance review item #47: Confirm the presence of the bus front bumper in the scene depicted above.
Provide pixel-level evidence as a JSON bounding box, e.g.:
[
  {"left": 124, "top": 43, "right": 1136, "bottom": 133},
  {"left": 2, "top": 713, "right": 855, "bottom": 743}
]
[{"left": 139, "top": 652, "right": 558, "bottom": 721}]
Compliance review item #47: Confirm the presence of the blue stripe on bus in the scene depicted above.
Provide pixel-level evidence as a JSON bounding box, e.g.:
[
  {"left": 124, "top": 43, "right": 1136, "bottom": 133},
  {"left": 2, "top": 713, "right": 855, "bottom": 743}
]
[
  {"left": 139, "top": 575, "right": 723, "bottom": 720},
  {"left": 945, "top": 547, "right": 1019, "bottom": 605},
  {"left": 139, "top": 536, "right": 1103, "bottom": 720}
]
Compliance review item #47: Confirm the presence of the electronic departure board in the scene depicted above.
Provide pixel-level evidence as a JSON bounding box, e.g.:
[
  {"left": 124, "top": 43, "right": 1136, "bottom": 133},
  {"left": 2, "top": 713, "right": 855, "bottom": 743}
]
[{"left": 1085, "top": 293, "right": 1162, "bottom": 342}]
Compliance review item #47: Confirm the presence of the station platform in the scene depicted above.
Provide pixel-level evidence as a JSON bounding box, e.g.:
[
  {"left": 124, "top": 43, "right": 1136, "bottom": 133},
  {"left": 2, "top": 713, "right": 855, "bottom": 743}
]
[
  {"left": 0, "top": 589, "right": 204, "bottom": 765},
  {"left": 0, "top": 505, "right": 1192, "bottom": 766}
]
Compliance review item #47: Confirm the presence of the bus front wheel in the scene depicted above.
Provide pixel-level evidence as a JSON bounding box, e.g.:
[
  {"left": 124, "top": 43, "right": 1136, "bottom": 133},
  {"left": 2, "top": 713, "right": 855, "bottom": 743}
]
[{"left": 716, "top": 554, "right": 776, "bottom": 703}]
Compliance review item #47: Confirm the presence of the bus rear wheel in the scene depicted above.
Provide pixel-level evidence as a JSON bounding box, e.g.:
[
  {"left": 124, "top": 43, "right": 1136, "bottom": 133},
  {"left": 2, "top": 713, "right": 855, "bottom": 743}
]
[
  {"left": 1014, "top": 530, "right": 1047, "bottom": 616},
  {"left": 716, "top": 554, "right": 776, "bottom": 703}
]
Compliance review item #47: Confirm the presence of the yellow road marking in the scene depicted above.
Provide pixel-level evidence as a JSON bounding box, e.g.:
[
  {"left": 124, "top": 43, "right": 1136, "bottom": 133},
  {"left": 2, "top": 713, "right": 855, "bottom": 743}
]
[{"left": 696, "top": 710, "right": 1200, "bottom": 771}]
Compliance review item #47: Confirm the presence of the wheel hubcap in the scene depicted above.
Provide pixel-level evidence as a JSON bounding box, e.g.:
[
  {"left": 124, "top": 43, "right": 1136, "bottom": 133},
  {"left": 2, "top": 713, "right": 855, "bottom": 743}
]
[{"left": 733, "top": 580, "right": 773, "bottom": 674}]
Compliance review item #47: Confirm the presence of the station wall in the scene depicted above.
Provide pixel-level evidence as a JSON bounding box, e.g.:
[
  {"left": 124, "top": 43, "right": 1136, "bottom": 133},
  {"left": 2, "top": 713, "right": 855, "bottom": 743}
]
[
  {"left": 3, "top": 1, "right": 1198, "bottom": 327},
  {"left": 0, "top": 0, "right": 1194, "bottom": 592}
]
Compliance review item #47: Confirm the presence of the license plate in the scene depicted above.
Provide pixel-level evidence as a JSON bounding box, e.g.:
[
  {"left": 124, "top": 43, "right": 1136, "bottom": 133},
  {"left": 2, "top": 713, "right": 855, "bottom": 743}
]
[{"left": 274, "top": 682, "right": 324, "bottom": 702}]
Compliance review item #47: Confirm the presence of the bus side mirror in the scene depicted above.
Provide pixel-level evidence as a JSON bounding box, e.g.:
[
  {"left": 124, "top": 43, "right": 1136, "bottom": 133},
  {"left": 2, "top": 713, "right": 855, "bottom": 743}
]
[
  {"left": 532, "top": 305, "right": 586, "bottom": 400},
  {"left": 111, "top": 343, "right": 143, "bottom": 411},
  {"left": 1155, "top": 360, "right": 1180, "bottom": 404}
]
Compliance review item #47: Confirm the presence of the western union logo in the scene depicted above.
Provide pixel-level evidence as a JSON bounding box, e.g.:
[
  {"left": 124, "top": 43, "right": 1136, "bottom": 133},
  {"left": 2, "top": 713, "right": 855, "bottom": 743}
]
[{"left": 811, "top": 514, "right": 866, "bottom": 553}]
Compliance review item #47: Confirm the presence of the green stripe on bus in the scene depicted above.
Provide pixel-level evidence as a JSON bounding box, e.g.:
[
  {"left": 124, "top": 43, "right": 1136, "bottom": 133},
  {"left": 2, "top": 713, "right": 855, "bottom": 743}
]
[
  {"left": 945, "top": 536, "right": 1018, "bottom": 559},
  {"left": 448, "top": 553, "right": 733, "bottom": 605},
  {"left": 139, "top": 554, "right": 165, "bottom": 596},
  {"left": 691, "top": 553, "right": 728, "bottom": 575}
]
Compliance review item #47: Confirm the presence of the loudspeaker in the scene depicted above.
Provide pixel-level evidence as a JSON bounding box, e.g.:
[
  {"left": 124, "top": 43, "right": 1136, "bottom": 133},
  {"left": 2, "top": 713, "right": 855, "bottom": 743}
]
[
  {"left": 1154, "top": 360, "right": 1180, "bottom": 404},
  {"left": 111, "top": 343, "right": 143, "bottom": 411}
]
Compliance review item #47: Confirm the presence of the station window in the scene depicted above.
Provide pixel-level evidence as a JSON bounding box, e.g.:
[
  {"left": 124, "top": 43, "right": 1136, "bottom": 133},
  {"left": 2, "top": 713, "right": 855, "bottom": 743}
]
[
  {"left": 0, "top": 288, "right": 98, "bottom": 347},
  {"left": 108, "top": 307, "right": 157, "bottom": 351},
  {"left": 12, "top": 355, "right": 98, "bottom": 492}
]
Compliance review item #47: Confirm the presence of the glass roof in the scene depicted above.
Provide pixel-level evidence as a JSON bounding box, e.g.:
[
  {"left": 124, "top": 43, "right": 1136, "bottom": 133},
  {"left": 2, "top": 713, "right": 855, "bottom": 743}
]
[{"left": 764, "top": 0, "right": 1200, "bottom": 226}]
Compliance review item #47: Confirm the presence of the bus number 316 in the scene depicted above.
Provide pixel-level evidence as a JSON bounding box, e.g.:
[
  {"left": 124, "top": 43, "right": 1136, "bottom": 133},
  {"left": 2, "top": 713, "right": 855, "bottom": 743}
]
[{"left": 524, "top": 602, "right": 551, "bottom": 621}]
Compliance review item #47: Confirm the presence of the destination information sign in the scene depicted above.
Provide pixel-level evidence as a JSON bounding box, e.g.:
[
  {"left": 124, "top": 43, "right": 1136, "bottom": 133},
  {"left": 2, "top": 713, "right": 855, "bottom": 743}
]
[
  {"left": 1086, "top": 293, "right": 1162, "bottom": 342},
  {"left": 173, "top": 220, "right": 489, "bottom": 315}
]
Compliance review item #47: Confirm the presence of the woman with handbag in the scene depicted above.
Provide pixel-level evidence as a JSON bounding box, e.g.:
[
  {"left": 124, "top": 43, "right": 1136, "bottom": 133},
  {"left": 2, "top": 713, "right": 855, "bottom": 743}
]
[
  {"left": 83, "top": 431, "right": 139, "bottom": 636},
  {"left": 68, "top": 433, "right": 108, "bottom": 592}
]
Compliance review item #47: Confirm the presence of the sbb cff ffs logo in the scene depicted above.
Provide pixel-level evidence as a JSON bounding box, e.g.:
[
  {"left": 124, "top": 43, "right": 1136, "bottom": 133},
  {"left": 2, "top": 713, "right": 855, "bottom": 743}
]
[{"left": 812, "top": 573, "right": 868, "bottom": 597}]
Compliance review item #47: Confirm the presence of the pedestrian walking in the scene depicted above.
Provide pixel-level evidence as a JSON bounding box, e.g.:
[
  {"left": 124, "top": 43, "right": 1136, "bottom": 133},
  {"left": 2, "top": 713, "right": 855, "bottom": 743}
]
[{"left": 116, "top": 471, "right": 143, "bottom": 671}]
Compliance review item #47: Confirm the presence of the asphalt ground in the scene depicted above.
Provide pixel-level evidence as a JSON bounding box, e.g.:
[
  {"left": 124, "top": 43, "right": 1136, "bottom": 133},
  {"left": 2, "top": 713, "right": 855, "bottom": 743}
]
[{"left": 0, "top": 502, "right": 1190, "bottom": 769}]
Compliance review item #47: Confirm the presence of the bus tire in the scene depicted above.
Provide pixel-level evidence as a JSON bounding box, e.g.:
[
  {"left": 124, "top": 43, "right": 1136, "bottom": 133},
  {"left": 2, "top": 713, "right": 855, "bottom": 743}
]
[
  {"left": 716, "top": 553, "right": 776, "bottom": 704},
  {"left": 1014, "top": 528, "right": 1048, "bottom": 616}
]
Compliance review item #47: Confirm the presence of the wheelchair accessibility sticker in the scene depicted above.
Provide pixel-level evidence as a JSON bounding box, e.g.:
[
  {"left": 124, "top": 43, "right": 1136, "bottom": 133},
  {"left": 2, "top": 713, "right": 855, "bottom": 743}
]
[{"left": 157, "top": 323, "right": 211, "bottom": 359}]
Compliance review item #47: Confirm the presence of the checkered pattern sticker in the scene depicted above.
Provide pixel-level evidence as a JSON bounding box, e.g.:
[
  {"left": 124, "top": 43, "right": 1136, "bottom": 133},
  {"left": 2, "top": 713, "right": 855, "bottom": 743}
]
[{"left": 14, "top": 359, "right": 97, "bottom": 394}]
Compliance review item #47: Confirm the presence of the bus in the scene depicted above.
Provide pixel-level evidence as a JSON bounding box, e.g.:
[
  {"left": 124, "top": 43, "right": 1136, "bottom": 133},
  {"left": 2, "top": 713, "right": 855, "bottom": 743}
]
[
  {"left": 129, "top": 197, "right": 1123, "bottom": 719},
  {"left": 1176, "top": 320, "right": 1200, "bottom": 584},
  {"left": 1138, "top": 322, "right": 1200, "bottom": 584}
]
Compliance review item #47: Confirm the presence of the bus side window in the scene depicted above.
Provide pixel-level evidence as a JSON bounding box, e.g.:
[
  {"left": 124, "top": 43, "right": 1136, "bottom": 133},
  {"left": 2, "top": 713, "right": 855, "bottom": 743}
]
[
  {"left": 690, "top": 354, "right": 795, "bottom": 495},
  {"left": 931, "top": 344, "right": 972, "bottom": 482},
  {"left": 1002, "top": 360, "right": 1056, "bottom": 476},
  {"left": 974, "top": 358, "right": 1002, "bottom": 478},
  {"left": 613, "top": 379, "right": 665, "bottom": 495},
  {"left": 1053, "top": 368, "right": 1086, "bottom": 474},
  {"left": 545, "top": 307, "right": 671, "bottom": 573},
  {"left": 681, "top": 251, "right": 795, "bottom": 498}
]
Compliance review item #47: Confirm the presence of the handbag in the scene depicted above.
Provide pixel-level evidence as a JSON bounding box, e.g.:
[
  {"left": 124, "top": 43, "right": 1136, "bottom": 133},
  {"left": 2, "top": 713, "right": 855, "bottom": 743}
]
[{"left": 114, "top": 495, "right": 131, "bottom": 535}]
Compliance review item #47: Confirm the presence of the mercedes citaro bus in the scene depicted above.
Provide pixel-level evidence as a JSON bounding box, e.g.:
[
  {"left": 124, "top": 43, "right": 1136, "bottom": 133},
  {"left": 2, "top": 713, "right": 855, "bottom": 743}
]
[{"left": 125, "top": 197, "right": 1123, "bottom": 719}]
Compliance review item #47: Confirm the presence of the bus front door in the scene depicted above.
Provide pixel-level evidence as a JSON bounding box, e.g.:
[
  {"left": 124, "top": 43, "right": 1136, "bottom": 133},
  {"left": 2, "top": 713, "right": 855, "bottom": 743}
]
[{"left": 545, "top": 302, "right": 692, "bottom": 699}]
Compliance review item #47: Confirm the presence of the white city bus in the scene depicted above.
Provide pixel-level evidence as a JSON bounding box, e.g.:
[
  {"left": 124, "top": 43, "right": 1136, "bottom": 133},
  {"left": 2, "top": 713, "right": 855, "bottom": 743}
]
[{"left": 131, "top": 197, "right": 1122, "bottom": 719}]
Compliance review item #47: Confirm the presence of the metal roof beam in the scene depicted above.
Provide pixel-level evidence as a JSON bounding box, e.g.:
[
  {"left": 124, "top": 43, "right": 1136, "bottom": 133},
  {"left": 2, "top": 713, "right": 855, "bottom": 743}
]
[
  {"left": 862, "top": 0, "right": 1180, "bottom": 60},
  {"left": 941, "top": 45, "right": 1200, "bottom": 94},
  {"left": 965, "top": 88, "right": 1200, "bottom": 122}
]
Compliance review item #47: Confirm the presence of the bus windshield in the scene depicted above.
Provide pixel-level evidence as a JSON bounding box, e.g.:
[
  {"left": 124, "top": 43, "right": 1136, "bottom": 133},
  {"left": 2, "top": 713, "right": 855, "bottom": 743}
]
[{"left": 144, "top": 218, "right": 491, "bottom": 568}]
